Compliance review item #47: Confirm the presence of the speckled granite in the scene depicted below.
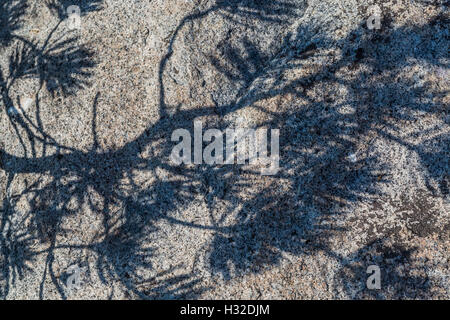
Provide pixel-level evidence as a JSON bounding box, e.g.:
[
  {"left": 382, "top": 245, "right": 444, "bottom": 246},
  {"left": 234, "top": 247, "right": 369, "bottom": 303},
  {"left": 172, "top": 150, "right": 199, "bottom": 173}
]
[{"left": 0, "top": 0, "right": 449, "bottom": 299}]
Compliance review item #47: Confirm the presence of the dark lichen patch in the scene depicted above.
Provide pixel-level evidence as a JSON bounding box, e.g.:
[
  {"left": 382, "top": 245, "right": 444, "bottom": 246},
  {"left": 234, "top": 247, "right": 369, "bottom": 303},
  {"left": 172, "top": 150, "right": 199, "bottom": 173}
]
[
  {"left": 392, "top": 191, "right": 446, "bottom": 238},
  {"left": 350, "top": 189, "right": 448, "bottom": 244}
]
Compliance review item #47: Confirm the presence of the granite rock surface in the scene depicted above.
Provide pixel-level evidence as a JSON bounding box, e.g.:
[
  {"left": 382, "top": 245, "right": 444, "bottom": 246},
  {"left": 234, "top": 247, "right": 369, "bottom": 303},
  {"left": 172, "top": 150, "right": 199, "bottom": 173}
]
[{"left": 0, "top": 0, "right": 449, "bottom": 299}]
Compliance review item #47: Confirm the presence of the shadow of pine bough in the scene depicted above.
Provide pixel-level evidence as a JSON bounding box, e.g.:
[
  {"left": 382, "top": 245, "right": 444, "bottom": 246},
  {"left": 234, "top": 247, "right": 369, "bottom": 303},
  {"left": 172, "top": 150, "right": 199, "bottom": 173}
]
[
  {"left": 0, "top": 0, "right": 100, "bottom": 299},
  {"left": 195, "top": 12, "right": 449, "bottom": 284}
]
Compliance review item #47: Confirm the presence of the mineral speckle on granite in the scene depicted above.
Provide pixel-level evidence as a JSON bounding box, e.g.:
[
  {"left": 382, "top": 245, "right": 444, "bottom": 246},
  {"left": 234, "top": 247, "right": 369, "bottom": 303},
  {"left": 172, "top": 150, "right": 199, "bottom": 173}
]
[{"left": 0, "top": 0, "right": 449, "bottom": 299}]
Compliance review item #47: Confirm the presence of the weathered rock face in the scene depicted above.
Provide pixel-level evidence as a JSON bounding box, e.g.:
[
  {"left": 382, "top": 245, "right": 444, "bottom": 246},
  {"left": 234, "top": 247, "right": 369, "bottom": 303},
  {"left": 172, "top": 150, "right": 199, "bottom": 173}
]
[{"left": 0, "top": 0, "right": 449, "bottom": 299}]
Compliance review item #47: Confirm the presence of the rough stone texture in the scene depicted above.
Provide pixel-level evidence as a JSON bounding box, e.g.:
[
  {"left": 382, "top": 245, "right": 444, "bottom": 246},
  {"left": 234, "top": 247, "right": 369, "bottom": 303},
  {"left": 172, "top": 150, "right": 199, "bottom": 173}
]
[{"left": 0, "top": 0, "right": 449, "bottom": 299}]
